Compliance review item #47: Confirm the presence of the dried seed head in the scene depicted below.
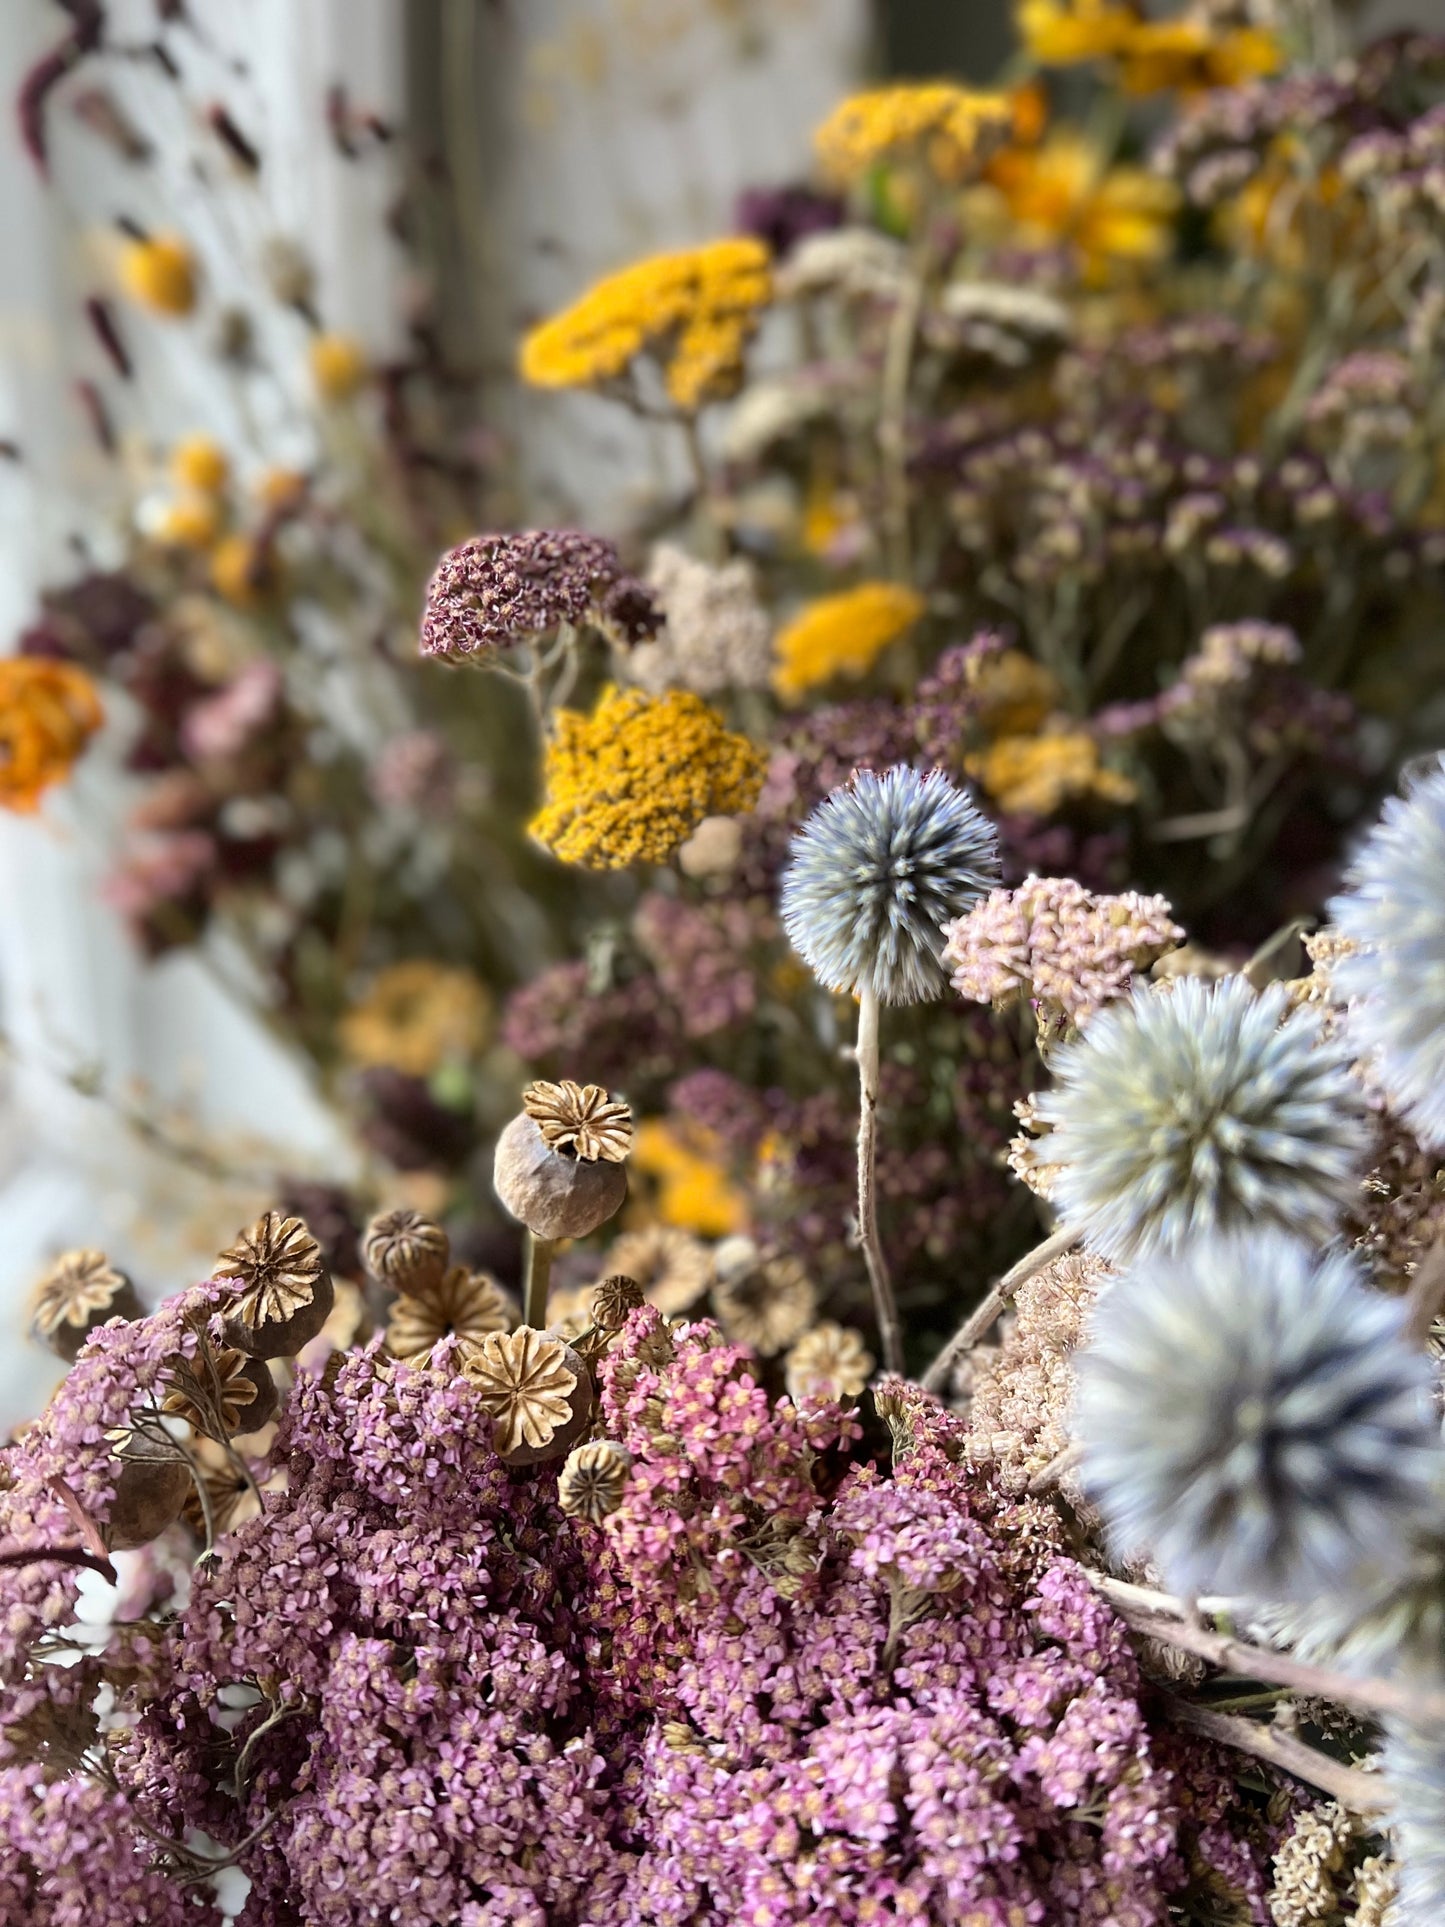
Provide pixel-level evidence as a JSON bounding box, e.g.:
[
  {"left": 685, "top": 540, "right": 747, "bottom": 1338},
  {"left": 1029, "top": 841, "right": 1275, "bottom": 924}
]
[
  {"left": 557, "top": 1439, "right": 633, "bottom": 1523},
  {"left": 522, "top": 1079, "right": 634, "bottom": 1162},
  {"left": 28, "top": 1249, "right": 141, "bottom": 1362},
  {"left": 385, "top": 1264, "right": 509, "bottom": 1365},
  {"left": 591, "top": 1274, "right": 646, "bottom": 1333},
  {"left": 784, "top": 1321, "right": 875, "bottom": 1403},
  {"left": 216, "top": 1211, "right": 333, "bottom": 1359},
  {"left": 493, "top": 1113, "right": 627, "bottom": 1241},
  {"left": 463, "top": 1327, "right": 592, "bottom": 1463},
  {"left": 712, "top": 1251, "right": 817, "bottom": 1357},
  {"left": 105, "top": 1431, "right": 191, "bottom": 1551},
  {"left": 162, "top": 1345, "right": 272, "bottom": 1437},
  {"left": 363, "top": 1207, "right": 450, "bottom": 1294},
  {"left": 601, "top": 1225, "right": 713, "bottom": 1315}
]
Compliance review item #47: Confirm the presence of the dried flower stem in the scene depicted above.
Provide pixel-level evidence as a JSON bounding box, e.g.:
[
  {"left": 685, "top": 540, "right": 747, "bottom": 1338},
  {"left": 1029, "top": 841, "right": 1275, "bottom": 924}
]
[
  {"left": 921, "top": 1223, "right": 1078, "bottom": 1392},
  {"left": 879, "top": 255, "right": 927, "bottom": 582},
  {"left": 855, "top": 982, "right": 903, "bottom": 1375},
  {"left": 1087, "top": 1571, "right": 1445, "bottom": 1727},
  {"left": 1164, "top": 1699, "right": 1388, "bottom": 1815},
  {"left": 523, "top": 1233, "right": 558, "bottom": 1332},
  {"left": 0, "top": 1541, "right": 118, "bottom": 1581}
]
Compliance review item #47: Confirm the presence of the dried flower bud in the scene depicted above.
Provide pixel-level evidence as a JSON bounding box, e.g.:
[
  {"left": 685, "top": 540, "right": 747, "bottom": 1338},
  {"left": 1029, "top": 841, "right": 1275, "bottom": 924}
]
[
  {"left": 28, "top": 1249, "right": 141, "bottom": 1362},
  {"left": 557, "top": 1439, "right": 633, "bottom": 1522},
  {"left": 493, "top": 1113, "right": 627, "bottom": 1241},
  {"left": 216, "top": 1211, "right": 333, "bottom": 1360},
  {"left": 591, "top": 1275, "right": 645, "bottom": 1333},
  {"left": 362, "top": 1207, "right": 449, "bottom": 1294},
  {"left": 105, "top": 1431, "right": 191, "bottom": 1551},
  {"left": 522, "top": 1079, "right": 633, "bottom": 1162},
  {"left": 462, "top": 1327, "right": 592, "bottom": 1465}
]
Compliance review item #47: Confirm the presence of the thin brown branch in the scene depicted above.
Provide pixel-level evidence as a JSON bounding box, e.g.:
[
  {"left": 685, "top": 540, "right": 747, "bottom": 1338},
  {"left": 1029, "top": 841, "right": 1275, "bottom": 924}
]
[
  {"left": 1164, "top": 1699, "right": 1387, "bottom": 1815},
  {"left": 921, "top": 1224, "right": 1078, "bottom": 1393}
]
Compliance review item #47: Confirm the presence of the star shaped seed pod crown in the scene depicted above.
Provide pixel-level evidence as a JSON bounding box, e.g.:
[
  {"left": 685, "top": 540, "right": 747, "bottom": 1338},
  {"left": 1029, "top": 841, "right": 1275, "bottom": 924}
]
[
  {"left": 522, "top": 1080, "right": 634, "bottom": 1162},
  {"left": 28, "top": 1248, "right": 142, "bottom": 1362},
  {"left": 216, "top": 1211, "right": 334, "bottom": 1360}
]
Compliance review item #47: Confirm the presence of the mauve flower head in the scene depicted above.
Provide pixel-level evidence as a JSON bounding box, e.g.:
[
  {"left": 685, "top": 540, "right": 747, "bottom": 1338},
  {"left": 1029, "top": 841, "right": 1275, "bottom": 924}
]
[
  {"left": 1330, "top": 764, "right": 1445, "bottom": 1151},
  {"left": 180, "top": 657, "right": 282, "bottom": 762},
  {"left": 1075, "top": 1230, "right": 1442, "bottom": 1602},
  {"left": 419, "top": 530, "right": 659, "bottom": 661},
  {"left": 780, "top": 765, "right": 999, "bottom": 1005},
  {"left": 1038, "top": 975, "right": 1369, "bottom": 1260}
]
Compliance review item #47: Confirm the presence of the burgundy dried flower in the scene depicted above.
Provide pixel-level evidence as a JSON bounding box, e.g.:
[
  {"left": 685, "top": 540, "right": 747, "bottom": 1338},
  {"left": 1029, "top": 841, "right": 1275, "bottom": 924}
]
[{"left": 419, "top": 530, "right": 659, "bottom": 661}]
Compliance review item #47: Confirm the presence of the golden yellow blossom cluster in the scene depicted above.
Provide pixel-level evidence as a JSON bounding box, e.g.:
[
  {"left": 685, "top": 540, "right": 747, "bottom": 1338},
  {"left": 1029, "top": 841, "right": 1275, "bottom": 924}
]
[
  {"left": 967, "top": 727, "right": 1137, "bottom": 818},
  {"left": 519, "top": 239, "right": 772, "bottom": 413},
  {"left": 772, "top": 582, "right": 926, "bottom": 702},
  {"left": 1018, "top": 1, "right": 1279, "bottom": 95},
  {"left": 530, "top": 686, "right": 765, "bottom": 871},
  {"left": 118, "top": 232, "right": 198, "bottom": 315},
  {"left": 0, "top": 659, "right": 104, "bottom": 813},
  {"left": 633, "top": 1119, "right": 747, "bottom": 1238},
  {"left": 340, "top": 960, "right": 491, "bottom": 1077},
  {"left": 814, "top": 85, "right": 1014, "bottom": 187},
  {"left": 983, "top": 131, "right": 1179, "bottom": 278}
]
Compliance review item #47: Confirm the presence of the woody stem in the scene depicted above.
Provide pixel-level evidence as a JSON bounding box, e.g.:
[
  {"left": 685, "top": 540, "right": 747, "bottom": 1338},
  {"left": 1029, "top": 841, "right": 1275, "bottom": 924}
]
[
  {"left": 523, "top": 1234, "right": 557, "bottom": 1330},
  {"left": 856, "top": 983, "right": 903, "bottom": 1375}
]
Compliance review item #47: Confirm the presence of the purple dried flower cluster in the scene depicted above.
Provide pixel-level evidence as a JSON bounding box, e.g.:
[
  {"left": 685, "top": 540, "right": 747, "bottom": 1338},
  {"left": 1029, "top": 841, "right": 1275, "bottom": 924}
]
[
  {"left": 420, "top": 530, "right": 660, "bottom": 661},
  {"left": 633, "top": 889, "right": 771, "bottom": 1039}
]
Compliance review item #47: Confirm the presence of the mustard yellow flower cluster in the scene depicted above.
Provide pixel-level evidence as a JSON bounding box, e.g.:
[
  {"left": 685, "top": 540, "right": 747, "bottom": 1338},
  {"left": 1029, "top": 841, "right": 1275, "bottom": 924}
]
[
  {"left": 773, "top": 582, "right": 925, "bottom": 702},
  {"left": 983, "top": 132, "right": 1179, "bottom": 278},
  {"left": 632, "top": 1119, "right": 747, "bottom": 1238},
  {"left": 1018, "top": 1, "right": 1279, "bottom": 94},
  {"left": 530, "top": 686, "right": 765, "bottom": 870},
  {"left": 814, "top": 85, "right": 1014, "bottom": 187},
  {"left": 519, "top": 239, "right": 772, "bottom": 413},
  {"left": 339, "top": 961, "right": 491, "bottom": 1077},
  {"left": 967, "top": 728, "right": 1137, "bottom": 817}
]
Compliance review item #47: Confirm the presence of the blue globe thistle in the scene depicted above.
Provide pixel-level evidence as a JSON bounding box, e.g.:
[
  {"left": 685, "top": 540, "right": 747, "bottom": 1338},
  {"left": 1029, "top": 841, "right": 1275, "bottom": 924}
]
[
  {"left": 1330, "top": 764, "right": 1445, "bottom": 1152},
  {"left": 1384, "top": 1719, "right": 1445, "bottom": 1927},
  {"left": 1037, "top": 975, "right": 1369, "bottom": 1260},
  {"left": 1074, "top": 1230, "right": 1442, "bottom": 1602},
  {"left": 780, "top": 766, "right": 998, "bottom": 1005}
]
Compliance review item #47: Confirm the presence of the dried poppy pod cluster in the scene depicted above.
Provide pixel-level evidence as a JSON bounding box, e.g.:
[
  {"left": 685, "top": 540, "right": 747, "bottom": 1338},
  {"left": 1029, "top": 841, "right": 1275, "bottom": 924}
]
[{"left": 493, "top": 1079, "right": 633, "bottom": 1242}]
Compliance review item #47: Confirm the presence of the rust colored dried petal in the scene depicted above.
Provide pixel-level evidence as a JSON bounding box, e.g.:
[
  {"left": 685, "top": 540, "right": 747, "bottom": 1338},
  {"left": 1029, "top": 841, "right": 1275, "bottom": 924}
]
[
  {"left": 463, "top": 1327, "right": 579, "bottom": 1456},
  {"left": 386, "top": 1264, "right": 509, "bottom": 1363},
  {"left": 522, "top": 1079, "right": 633, "bottom": 1163},
  {"left": 557, "top": 1439, "right": 633, "bottom": 1523}
]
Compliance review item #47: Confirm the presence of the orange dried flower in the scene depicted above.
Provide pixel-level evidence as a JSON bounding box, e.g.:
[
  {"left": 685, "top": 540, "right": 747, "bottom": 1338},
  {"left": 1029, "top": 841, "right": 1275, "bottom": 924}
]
[{"left": 0, "top": 659, "right": 104, "bottom": 812}]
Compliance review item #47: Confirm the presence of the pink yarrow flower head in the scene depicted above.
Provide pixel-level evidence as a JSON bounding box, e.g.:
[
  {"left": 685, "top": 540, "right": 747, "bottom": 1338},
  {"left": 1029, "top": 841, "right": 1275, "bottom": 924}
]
[{"left": 419, "top": 529, "right": 661, "bottom": 661}]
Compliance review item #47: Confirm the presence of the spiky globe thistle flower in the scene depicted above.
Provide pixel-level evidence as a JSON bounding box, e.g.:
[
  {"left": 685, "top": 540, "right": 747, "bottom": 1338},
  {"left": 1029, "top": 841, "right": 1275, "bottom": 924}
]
[
  {"left": 780, "top": 765, "right": 999, "bottom": 1005},
  {"left": 1330, "top": 765, "right": 1445, "bottom": 1152},
  {"left": 1038, "top": 976, "right": 1368, "bottom": 1259},
  {"left": 1382, "top": 1719, "right": 1445, "bottom": 1927},
  {"left": 1075, "top": 1231, "right": 1441, "bottom": 1601}
]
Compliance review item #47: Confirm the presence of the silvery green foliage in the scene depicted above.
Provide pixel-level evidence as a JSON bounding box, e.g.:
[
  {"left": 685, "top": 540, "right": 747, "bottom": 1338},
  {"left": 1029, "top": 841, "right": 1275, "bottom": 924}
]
[
  {"left": 780, "top": 766, "right": 998, "bottom": 1005},
  {"left": 1038, "top": 975, "right": 1368, "bottom": 1260},
  {"left": 1074, "top": 1230, "right": 1441, "bottom": 1602},
  {"left": 1384, "top": 1719, "right": 1445, "bottom": 1927},
  {"left": 1331, "top": 763, "right": 1445, "bottom": 1151}
]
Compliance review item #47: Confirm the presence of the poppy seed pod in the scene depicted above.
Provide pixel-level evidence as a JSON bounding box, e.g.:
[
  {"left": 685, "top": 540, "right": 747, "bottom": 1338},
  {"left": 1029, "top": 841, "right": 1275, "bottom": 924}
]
[
  {"left": 463, "top": 1328, "right": 594, "bottom": 1467},
  {"left": 217, "top": 1211, "right": 335, "bottom": 1360},
  {"left": 106, "top": 1432, "right": 192, "bottom": 1552},
  {"left": 493, "top": 1113, "right": 628, "bottom": 1241},
  {"left": 28, "top": 1250, "right": 143, "bottom": 1364},
  {"left": 231, "top": 1356, "right": 279, "bottom": 1436}
]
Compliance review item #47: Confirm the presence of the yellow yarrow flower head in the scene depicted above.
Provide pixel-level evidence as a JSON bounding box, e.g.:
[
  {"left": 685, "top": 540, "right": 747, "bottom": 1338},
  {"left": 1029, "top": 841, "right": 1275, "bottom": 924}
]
[
  {"left": 986, "top": 132, "right": 1179, "bottom": 277},
  {"left": 210, "top": 533, "right": 276, "bottom": 609},
  {"left": 519, "top": 239, "right": 772, "bottom": 413},
  {"left": 118, "top": 232, "right": 198, "bottom": 316},
  {"left": 170, "top": 436, "right": 230, "bottom": 495},
  {"left": 632, "top": 1119, "right": 747, "bottom": 1238},
  {"left": 772, "top": 581, "right": 925, "bottom": 702},
  {"left": 814, "top": 85, "right": 1014, "bottom": 188},
  {"left": 967, "top": 728, "right": 1137, "bottom": 818},
  {"left": 340, "top": 960, "right": 491, "bottom": 1077},
  {"left": 309, "top": 331, "right": 369, "bottom": 401},
  {"left": 152, "top": 494, "right": 224, "bottom": 550},
  {"left": 1017, "top": 0, "right": 1136, "bottom": 65},
  {"left": 1116, "top": 16, "right": 1281, "bottom": 94},
  {"left": 530, "top": 686, "right": 765, "bottom": 871}
]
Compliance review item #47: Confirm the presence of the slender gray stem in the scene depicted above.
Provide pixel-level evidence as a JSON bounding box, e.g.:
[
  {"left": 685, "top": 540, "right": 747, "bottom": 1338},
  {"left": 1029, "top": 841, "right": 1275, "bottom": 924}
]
[
  {"left": 921, "top": 1223, "right": 1078, "bottom": 1393},
  {"left": 855, "top": 983, "right": 903, "bottom": 1375},
  {"left": 524, "top": 1234, "right": 557, "bottom": 1331}
]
